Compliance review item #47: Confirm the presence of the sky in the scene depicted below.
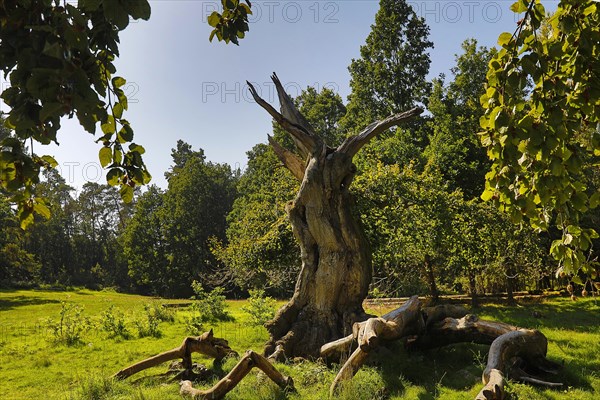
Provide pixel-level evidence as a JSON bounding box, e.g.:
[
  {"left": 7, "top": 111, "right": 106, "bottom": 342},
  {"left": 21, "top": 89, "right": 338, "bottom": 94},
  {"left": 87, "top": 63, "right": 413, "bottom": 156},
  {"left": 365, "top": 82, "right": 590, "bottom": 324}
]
[{"left": 1, "top": 0, "right": 559, "bottom": 192}]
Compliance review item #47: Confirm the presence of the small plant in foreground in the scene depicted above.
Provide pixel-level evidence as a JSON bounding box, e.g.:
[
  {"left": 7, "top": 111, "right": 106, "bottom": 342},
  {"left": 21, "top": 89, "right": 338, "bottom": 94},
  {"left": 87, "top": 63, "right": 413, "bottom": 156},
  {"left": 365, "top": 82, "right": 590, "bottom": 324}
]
[
  {"left": 133, "top": 304, "right": 162, "bottom": 338},
  {"left": 100, "top": 305, "right": 131, "bottom": 340},
  {"left": 46, "top": 301, "right": 92, "bottom": 346},
  {"left": 190, "top": 281, "right": 232, "bottom": 323},
  {"left": 184, "top": 313, "right": 205, "bottom": 335},
  {"left": 148, "top": 302, "right": 175, "bottom": 322},
  {"left": 242, "top": 289, "right": 276, "bottom": 326}
]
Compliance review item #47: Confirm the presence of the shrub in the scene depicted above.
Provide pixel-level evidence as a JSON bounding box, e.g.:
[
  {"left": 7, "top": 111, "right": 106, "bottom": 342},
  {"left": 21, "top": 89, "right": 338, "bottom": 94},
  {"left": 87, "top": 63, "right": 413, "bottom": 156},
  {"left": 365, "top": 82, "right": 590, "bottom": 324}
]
[
  {"left": 133, "top": 304, "right": 161, "bottom": 338},
  {"left": 242, "top": 289, "right": 276, "bottom": 326},
  {"left": 183, "top": 313, "right": 205, "bottom": 335},
  {"left": 148, "top": 302, "right": 175, "bottom": 323},
  {"left": 46, "top": 301, "right": 92, "bottom": 346},
  {"left": 190, "top": 281, "right": 232, "bottom": 323},
  {"left": 100, "top": 305, "right": 130, "bottom": 340}
]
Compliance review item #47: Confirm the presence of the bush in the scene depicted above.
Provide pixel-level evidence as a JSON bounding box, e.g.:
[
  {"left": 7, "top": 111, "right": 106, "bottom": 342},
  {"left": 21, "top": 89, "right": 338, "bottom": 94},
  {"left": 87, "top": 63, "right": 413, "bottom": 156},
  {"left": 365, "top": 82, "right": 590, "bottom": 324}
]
[
  {"left": 100, "top": 305, "right": 130, "bottom": 340},
  {"left": 183, "top": 313, "right": 205, "bottom": 335},
  {"left": 133, "top": 304, "right": 162, "bottom": 338},
  {"left": 242, "top": 289, "right": 276, "bottom": 326},
  {"left": 46, "top": 301, "right": 92, "bottom": 346},
  {"left": 190, "top": 281, "right": 232, "bottom": 323},
  {"left": 148, "top": 302, "right": 175, "bottom": 323}
]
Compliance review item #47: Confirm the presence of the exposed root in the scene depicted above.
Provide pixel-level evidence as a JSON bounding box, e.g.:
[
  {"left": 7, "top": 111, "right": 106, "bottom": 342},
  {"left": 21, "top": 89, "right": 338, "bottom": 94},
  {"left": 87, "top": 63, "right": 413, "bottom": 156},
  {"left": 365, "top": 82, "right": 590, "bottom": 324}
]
[{"left": 179, "top": 350, "right": 295, "bottom": 399}]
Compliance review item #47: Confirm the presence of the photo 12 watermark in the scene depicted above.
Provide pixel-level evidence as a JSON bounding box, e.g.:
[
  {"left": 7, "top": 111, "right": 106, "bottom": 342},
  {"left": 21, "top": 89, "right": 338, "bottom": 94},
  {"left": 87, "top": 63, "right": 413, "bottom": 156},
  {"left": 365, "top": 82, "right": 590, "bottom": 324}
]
[
  {"left": 407, "top": 1, "right": 507, "bottom": 24},
  {"left": 201, "top": 1, "right": 340, "bottom": 24},
  {"left": 201, "top": 80, "right": 340, "bottom": 104}
]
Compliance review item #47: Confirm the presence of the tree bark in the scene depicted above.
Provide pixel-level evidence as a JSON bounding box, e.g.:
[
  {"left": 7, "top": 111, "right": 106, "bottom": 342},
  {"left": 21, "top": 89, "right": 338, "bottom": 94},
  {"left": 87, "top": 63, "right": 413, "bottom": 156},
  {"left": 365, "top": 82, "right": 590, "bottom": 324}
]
[
  {"left": 468, "top": 272, "right": 479, "bottom": 308},
  {"left": 424, "top": 255, "right": 439, "bottom": 303},
  {"left": 248, "top": 73, "right": 423, "bottom": 358}
]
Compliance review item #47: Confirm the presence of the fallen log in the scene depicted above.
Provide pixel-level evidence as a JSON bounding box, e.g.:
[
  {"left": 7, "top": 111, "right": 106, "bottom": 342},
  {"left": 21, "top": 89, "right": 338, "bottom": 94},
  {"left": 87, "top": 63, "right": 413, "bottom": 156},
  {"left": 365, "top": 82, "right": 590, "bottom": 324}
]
[
  {"left": 322, "top": 297, "right": 562, "bottom": 399},
  {"left": 113, "top": 330, "right": 237, "bottom": 380},
  {"left": 180, "top": 350, "right": 295, "bottom": 399},
  {"left": 476, "top": 329, "right": 562, "bottom": 400},
  {"left": 327, "top": 295, "right": 424, "bottom": 395}
]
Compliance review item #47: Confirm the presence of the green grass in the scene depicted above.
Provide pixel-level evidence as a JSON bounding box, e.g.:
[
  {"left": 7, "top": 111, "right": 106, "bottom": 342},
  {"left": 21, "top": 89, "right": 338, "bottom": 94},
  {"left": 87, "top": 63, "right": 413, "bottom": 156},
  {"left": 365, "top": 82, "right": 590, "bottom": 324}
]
[{"left": 0, "top": 289, "right": 598, "bottom": 399}]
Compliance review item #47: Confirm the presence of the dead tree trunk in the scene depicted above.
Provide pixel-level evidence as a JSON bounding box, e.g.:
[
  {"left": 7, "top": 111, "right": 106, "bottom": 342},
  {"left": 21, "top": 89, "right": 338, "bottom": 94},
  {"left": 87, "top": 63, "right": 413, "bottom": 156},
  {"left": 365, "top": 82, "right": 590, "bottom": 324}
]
[{"left": 247, "top": 73, "right": 423, "bottom": 358}]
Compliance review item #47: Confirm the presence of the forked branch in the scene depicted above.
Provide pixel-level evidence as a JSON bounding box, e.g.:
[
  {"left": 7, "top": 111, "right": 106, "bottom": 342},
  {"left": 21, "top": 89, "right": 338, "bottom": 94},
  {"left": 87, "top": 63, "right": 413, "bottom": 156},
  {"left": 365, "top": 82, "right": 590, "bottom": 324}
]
[
  {"left": 180, "top": 350, "right": 295, "bottom": 399},
  {"left": 322, "top": 298, "right": 562, "bottom": 400},
  {"left": 247, "top": 77, "right": 320, "bottom": 158},
  {"left": 113, "top": 330, "right": 237, "bottom": 380},
  {"left": 339, "top": 107, "right": 424, "bottom": 158}
]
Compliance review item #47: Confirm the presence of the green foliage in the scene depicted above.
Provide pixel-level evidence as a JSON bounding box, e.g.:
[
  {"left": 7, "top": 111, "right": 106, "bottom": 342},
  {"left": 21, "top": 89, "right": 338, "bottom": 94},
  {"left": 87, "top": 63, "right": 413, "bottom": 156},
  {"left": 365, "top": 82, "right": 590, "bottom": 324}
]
[
  {"left": 342, "top": 0, "right": 433, "bottom": 133},
  {"left": 208, "top": 0, "right": 252, "bottom": 45},
  {"left": 100, "top": 305, "right": 130, "bottom": 340},
  {"left": 354, "top": 161, "right": 462, "bottom": 297},
  {"left": 123, "top": 142, "right": 237, "bottom": 298},
  {"left": 183, "top": 312, "right": 205, "bottom": 336},
  {"left": 480, "top": 0, "right": 600, "bottom": 279},
  {"left": 424, "top": 39, "right": 495, "bottom": 199},
  {"left": 0, "top": 1, "right": 152, "bottom": 224},
  {"left": 46, "top": 301, "right": 92, "bottom": 346},
  {"left": 133, "top": 303, "right": 162, "bottom": 338},
  {"left": 189, "top": 281, "right": 232, "bottom": 323},
  {"left": 241, "top": 289, "right": 276, "bottom": 326},
  {"left": 148, "top": 302, "right": 175, "bottom": 323}
]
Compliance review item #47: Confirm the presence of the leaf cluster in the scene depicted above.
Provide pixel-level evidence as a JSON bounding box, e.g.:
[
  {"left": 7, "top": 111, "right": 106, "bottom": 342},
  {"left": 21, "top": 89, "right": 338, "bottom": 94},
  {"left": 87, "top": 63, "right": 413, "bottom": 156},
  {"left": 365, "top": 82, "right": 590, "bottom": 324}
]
[
  {"left": 0, "top": 0, "right": 151, "bottom": 227},
  {"left": 208, "top": 0, "right": 252, "bottom": 45},
  {"left": 479, "top": 0, "right": 600, "bottom": 278}
]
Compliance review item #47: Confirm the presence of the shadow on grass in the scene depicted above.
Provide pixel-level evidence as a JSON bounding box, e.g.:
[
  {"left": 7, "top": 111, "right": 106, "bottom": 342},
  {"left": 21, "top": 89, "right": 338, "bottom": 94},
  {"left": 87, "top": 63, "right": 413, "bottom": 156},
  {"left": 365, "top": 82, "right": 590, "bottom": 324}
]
[{"left": 0, "top": 295, "right": 60, "bottom": 311}]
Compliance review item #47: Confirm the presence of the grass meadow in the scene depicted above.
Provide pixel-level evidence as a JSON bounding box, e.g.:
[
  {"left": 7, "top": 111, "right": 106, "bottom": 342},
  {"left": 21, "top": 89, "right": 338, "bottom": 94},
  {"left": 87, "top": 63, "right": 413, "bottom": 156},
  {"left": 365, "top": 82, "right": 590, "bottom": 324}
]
[{"left": 0, "top": 289, "right": 599, "bottom": 399}]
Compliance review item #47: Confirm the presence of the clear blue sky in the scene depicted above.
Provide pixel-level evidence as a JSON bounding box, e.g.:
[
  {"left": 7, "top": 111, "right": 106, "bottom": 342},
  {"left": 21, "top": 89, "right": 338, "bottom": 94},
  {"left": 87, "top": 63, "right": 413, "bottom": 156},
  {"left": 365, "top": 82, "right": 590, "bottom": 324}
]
[{"left": 4, "top": 1, "right": 558, "bottom": 191}]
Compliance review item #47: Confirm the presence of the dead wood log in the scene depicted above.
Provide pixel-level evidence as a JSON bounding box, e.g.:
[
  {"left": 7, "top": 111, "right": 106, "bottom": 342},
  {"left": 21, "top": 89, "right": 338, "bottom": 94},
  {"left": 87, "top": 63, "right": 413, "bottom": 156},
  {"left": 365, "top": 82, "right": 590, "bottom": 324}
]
[
  {"left": 476, "top": 330, "right": 562, "bottom": 400},
  {"left": 323, "top": 297, "right": 562, "bottom": 399},
  {"left": 320, "top": 302, "right": 468, "bottom": 362},
  {"left": 328, "top": 295, "right": 424, "bottom": 396},
  {"left": 113, "top": 330, "right": 237, "bottom": 380},
  {"left": 179, "top": 350, "right": 295, "bottom": 399}
]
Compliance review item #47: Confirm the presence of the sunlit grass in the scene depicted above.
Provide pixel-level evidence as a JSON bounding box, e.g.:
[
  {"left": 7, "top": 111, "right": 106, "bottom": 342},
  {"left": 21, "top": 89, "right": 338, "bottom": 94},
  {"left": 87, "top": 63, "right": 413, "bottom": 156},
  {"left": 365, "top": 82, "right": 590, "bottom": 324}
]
[{"left": 0, "top": 289, "right": 598, "bottom": 399}]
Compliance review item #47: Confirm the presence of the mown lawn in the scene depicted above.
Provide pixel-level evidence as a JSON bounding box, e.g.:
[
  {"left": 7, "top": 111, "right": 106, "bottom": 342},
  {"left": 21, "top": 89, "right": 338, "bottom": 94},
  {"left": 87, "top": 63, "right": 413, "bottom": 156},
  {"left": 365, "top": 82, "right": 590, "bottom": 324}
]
[{"left": 0, "top": 289, "right": 598, "bottom": 399}]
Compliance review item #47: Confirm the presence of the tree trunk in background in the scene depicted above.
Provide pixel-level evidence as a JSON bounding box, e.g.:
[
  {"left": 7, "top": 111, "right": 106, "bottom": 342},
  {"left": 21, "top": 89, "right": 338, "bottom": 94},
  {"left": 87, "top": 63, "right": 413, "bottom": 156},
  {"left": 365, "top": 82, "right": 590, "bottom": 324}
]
[
  {"left": 469, "top": 272, "right": 479, "bottom": 308},
  {"left": 424, "top": 256, "right": 439, "bottom": 304},
  {"left": 248, "top": 74, "right": 423, "bottom": 358},
  {"left": 507, "top": 267, "right": 516, "bottom": 305}
]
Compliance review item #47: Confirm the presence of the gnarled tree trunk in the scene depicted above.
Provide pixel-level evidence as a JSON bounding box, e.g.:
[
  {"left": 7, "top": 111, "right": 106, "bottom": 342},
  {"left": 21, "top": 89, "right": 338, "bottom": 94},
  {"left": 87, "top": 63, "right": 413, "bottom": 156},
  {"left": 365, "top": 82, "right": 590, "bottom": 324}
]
[{"left": 248, "top": 74, "right": 423, "bottom": 358}]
